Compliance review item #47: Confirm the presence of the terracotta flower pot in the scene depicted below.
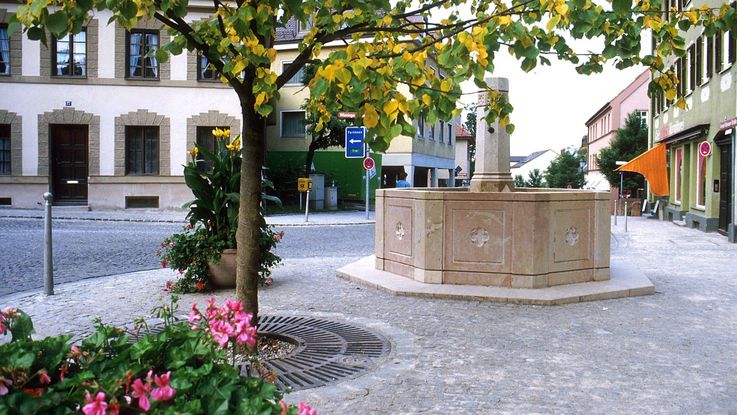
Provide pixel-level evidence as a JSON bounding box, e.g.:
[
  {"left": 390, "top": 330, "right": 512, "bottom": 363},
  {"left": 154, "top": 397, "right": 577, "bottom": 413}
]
[{"left": 208, "top": 249, "right": 237, "bottom": 288}]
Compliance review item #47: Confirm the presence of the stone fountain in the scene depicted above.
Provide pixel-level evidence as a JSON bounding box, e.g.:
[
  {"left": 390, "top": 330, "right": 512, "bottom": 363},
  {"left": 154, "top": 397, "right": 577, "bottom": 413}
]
[{"left": 337, "top": 77, "right": 654, "bottom": 304}]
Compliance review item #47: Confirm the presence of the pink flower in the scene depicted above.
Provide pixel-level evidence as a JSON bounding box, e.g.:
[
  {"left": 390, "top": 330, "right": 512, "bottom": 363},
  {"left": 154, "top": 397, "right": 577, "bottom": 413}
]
[
  {"left": 169, "top": 241, "right": 174, "bottom": 248},
  {"left": 131, "top": 378, "right": 152, "bottom": 411},
  {"left": 38, "top": 369, "right": 51, "bottom": 385},
  {"left": 82, "top": 392, "right": 108, "bottom": 415},
  {"left": 279, "top": 400, "right": 288, "bottom": 415},
  {"left": 225, "top": 298, "right": 242, "bottom": 313},
  {"left": 298, "top": 401, "right": 317, "bottom": 415},
  {"left": 151, "top": 372, "right": 175, "bottom": 401},
  {"left": 108, "top": 402, "right": 120, "bottom": 415},
  {"left": 0, "top": 319, "right": 5, "bottom": 335},
  {"left": 2, "top": 307, "right": 17, "bottom": 316},
  {"left": 0, "top": 377, "right": 11, "bottom": 396},
  {"left": 264, "top": 278, "right": 273, "bottom": 287}
]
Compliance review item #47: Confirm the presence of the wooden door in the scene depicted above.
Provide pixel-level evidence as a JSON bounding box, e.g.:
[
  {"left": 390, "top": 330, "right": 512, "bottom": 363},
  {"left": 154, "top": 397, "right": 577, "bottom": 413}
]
[
  {"left": 51, "top": 124, "right": 88, "bottom": 204},
  {"left": 719, "top": 143, "right": 732, "bottom": 234}
]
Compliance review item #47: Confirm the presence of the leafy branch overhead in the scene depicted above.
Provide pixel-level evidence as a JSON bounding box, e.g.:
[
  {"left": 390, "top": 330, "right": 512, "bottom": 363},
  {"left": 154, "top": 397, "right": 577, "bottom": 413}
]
[{"left": 11, "top": 0, "right": 737, "bottom": 151}]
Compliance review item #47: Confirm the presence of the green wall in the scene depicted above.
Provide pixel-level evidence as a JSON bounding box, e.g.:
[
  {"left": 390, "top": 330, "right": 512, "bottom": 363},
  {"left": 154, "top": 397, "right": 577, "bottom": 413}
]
[{"left": 266, "top": 150, "right": 382, "bottom": 202}]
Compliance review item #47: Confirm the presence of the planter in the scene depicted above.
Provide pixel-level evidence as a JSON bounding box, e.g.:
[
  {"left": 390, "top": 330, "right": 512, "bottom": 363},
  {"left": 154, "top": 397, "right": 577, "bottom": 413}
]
[{"left": 208, "top": 249, "right": 237, "bottom": 288}]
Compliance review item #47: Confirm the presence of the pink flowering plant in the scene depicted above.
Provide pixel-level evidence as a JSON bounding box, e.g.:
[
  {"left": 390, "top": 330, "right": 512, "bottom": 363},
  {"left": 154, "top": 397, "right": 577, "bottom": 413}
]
[{"left": 0, "top": 299, "right": 313, "bottom": 414}]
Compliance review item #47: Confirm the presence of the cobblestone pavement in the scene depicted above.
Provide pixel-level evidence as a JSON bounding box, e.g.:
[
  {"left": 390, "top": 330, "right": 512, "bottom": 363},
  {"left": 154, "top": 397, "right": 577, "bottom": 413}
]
[
  {"left": 0, "top": 217, "right": 374, "bottom": 296},
  {"left": 2, "top": 217, "right": 737, "bottom": 413}
]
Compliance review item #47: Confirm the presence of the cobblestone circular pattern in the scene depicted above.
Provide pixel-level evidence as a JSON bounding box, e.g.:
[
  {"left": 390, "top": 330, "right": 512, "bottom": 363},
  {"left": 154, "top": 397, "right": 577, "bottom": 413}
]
[{"left": 255, "top": 315, "right": 392, "bottom": 391}]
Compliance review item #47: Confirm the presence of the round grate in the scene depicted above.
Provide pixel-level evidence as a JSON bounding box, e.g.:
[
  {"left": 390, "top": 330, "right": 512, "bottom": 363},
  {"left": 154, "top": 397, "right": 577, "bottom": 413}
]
[{"left": 256, "top": 315, "right": 392, "bottom": 391}]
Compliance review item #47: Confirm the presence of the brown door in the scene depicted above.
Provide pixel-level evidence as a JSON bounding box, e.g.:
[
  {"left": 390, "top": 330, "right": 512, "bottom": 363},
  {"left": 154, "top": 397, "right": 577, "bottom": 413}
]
[
  {"left": 719, "top": 143, "right": 732, "bottom": 234},
  {"left": 51, "top": 124, "right": 88, "bottom": 204}
]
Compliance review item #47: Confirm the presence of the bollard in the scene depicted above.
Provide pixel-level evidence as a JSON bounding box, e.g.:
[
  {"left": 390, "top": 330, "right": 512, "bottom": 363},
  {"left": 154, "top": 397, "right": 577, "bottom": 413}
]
[
  {"left": 624, "top": 201, "right": 628, "bottom": 233},
  {"left": 43, "top": 192, "right": 54, "bottom": 295},
  {"left": 614, "top": 199, "right": 618, "bottom": 226},
  {"left": 304, "top": 189, "right": 310, "bottom": 223}
]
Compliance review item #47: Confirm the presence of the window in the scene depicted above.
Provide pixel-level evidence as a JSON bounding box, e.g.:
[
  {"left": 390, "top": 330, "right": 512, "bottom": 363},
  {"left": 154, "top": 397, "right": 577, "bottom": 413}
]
[
  {"left": 729, "top": 30, "right": 736, "bottom": 65},
  {"left": 127, "top": 30, "right": 159, "bottom": 79},
  {"left": 706, "top": 34, "right": 714, "bottom": 82},
  {"left": 721, "top": 30, "right": 733, "bottom": 70},
  {"left": 282, "top": 61, "right": 305, "bottom": 86},
  {"left": 447, "top": 123, "right": 453, "bottom": 145},
  {"left": 52, "top": 30, "right": 86, "bottom": 77},
  {"left": 439, "top": 121, "right": 445, "bottom": 143},
  {"left": 428, "top": 121, "right": 435, "bottom": 140},
  {"left": 126, "top": 126, "right": 159, "bottom": 175},
  {"left": 696, "top": 151, "right": 706, "bottom": 207},
  {"left": 418, "top": 113, "right": 426, "bottom": 138},
  {"left": 198, "top": 54, "right": 218, "bottom": 81},
  {"left": 195, "top": 126, "right": 226, "bottom": 171},
  {"left": 0, "top": 124, "right": 10, "bottom": 175},
  {"left": 674, "top": 147, "right": 683, "bottom": 203},
  {"left": 637, "top": 110, "right": 648, "bottom": 128},
  {"left": 688, "top": 45, "right": 696, "bottom": 92},
  {"left": 696, "top": 37, "right": 704, "bottom": 84},
  {"left": 281, "top": 111, "right": 305, "bottom": 138},
  {"left": 0, "top": 25, "right": 9, "bottom": 76}
]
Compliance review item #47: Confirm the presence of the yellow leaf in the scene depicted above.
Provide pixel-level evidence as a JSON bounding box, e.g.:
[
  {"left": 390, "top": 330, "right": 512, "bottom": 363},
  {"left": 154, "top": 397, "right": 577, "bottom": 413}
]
[
  {"left": 422, "top": 94, "right": 432, "bottom": 106},
  {"left": 498, "top": 15, "right": 512, "bottom": 26},
  {"left": 336, "top": 68, "right": 352, "bottom": 84},
  {"left": 383, "top": 99, "right": 399, "bottom": 121},
  {"left": 665, "top": 88, "right": 677, "bottom": 101},
  {"left": 546, "top": 15, "right": 561, "bottom": 31},
  {"left": 555, "top": 2, "right": 569, "bottom": 16},
  {"left": 255, "top": 92, "right": 267, "bottom": 107},
  {"left": 440, "top": 78, "right": 452, "bottom": 93},
  {"left": 364, "top": 104, "right": 379, "bottom": 128},
  {"left": 232, "top": 59, "right": 246, "bottom": 75},
  {"left": 267, "top": 48, "right": 277, "bottom": 61}
]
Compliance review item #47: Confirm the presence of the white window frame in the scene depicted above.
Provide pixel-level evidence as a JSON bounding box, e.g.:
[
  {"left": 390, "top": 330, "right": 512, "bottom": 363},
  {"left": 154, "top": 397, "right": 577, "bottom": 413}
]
[
  {"left": 280, "top": 110, "right": 306, "bottom": 138},
  {"left": 696, "top": 151, "right": 707, "bottom": 208},
  {"left": 721, "top": 30, "right": 732, "bottom": 73},
  {"left": 674, "top": 147, "right": 683, "bottom": 204},
  {"left": 281, "top": 60, "right": 305, "bottom": 86}
]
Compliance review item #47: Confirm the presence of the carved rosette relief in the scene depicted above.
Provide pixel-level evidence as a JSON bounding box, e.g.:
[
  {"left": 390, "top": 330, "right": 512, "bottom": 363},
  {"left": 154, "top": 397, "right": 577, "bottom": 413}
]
[
  {"left": 565, "top": 226, "right": 579, "bottom": 246},
  {"left": 470, "top": 227, "right": 490, "bottom": 248},
  {"left": 395, "top": 222, "right": 406, "bottom": 240}
]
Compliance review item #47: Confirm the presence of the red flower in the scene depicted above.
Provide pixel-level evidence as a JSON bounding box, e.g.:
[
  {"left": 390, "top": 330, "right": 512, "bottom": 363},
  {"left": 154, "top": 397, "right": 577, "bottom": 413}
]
[{"left": 196, "top": 282, "right": 206, "bottom": 291}]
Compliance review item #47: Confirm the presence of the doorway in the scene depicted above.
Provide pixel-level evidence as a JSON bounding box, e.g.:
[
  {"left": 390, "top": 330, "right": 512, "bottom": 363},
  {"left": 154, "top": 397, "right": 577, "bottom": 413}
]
[
  {"left": 50, "top": 124, "right": 88, "bottom": 204},
  {"left": 718, "top": 142, "right": 732, "bottom": 234}
]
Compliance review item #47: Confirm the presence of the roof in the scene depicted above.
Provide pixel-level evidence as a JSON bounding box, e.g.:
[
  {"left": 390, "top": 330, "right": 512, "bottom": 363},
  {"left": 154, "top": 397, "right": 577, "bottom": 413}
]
[
  {"left": 584, "top": 70, "right": 650, "bottom": 126},
  {"left": 455, "top": 124, "right": 473, "bottom": 140},
  {"left": 511, "top": 150, "right": 555, "bottom": 169}
]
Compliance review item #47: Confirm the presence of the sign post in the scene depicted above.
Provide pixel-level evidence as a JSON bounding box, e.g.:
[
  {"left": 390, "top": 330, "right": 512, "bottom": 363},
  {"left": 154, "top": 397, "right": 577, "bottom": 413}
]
[
  {"left": 364, "top": 144, "right": 371, "bottom": 219},
  {"left": 298, "top": 178, "right": 313, "bottom": 223}
]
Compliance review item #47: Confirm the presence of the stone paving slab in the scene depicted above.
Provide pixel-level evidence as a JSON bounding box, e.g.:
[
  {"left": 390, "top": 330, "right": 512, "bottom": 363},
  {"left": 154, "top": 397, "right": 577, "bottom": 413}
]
[
  {"left": 337, "top": 256, "right": 654, "bottom": 305},
  {"left": 3, "top": 217, "right": 737, "bottom": 413}
]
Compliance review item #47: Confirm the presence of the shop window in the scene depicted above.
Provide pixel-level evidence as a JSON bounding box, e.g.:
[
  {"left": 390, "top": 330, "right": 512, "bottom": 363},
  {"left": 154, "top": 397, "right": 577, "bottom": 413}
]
[
  {"left": 674, "top": 147, "right": 683, "bottom": 203},
  {"left": 696, "top": 151, "right": 706, "bottom": 207},
  {"left": 126, "top": 126, "right": 159, "bottom": 175},
  {"left": 53, "top": 30, "right": 87, "bottom": 77}
]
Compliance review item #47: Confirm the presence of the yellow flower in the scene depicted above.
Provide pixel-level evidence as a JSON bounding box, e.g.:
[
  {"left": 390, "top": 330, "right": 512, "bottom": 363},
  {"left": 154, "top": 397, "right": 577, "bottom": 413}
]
[
  {"left": 226, "top": 136, "right": 241, "bottom": 152},
  {"left": 188, "top": 147, "right": 199, "bottom": 157}
]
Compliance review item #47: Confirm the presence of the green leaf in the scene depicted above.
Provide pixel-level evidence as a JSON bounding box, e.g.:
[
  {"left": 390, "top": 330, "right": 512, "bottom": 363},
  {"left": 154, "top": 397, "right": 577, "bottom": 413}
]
[
  {"left": 27, "top": 27, "right": 45, "bottom": 41},
  {"left": 612, "top": 0, "right": 631, "bottom": 16},
  {"left": 46, "top": 11, "right": 68, "bottom": 36}
]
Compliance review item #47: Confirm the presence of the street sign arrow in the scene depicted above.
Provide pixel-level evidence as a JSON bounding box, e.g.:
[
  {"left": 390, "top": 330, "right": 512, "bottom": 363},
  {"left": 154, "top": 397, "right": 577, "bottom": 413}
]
[{"left": 345, "top": 127, "right": 366, "bottom": 159}]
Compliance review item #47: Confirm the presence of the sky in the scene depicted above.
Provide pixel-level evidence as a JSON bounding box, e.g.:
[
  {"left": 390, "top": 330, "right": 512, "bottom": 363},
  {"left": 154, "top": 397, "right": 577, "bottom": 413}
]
[{"left": 459, "top": 54, "right": 647, "bottom": 158}]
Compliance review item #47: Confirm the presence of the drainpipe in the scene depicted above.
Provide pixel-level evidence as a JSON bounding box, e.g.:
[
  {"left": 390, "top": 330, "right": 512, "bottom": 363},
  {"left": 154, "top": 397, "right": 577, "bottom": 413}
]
[{"left": 732, "top": 128, "right": 736, "bottom": 242}]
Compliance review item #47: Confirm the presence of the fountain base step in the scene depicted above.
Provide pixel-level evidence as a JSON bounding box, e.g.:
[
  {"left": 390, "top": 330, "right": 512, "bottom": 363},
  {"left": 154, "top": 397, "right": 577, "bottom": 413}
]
[{"left": 337, "top": 256, "right": 654, "bottom": 305}]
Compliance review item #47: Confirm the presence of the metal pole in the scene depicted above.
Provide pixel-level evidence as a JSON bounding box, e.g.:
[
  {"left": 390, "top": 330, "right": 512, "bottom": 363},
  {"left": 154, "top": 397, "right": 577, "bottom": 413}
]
[
  {"left": 625, "top": 200, "right": 628, "bottom": 232},
  {"left": 304, "top": 190, "right": 310, "bottom": 223},
  {"left": 43, "top": 192, "right": 54, "bottom": 296},
  {"left": 365, "top": 144, "right": 370, "bottom": 220},
  {"left": 614, "top": 199, "right": 618, "bottom": 225}
]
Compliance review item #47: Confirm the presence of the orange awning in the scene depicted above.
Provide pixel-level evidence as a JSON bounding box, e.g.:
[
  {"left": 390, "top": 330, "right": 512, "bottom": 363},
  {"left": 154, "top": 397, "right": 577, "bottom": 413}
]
[{"left": 615, "top": 143, "right": 669, "bottom": 196}]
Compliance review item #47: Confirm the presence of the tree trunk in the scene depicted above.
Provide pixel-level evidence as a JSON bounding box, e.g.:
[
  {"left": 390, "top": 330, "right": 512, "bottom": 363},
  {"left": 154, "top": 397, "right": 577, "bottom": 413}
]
[
  {"left": 236, "top": 97, "right": 265, "bottom": 324},
  {"left": 305, "top": 140, "right": 318, "bottom": 179}
]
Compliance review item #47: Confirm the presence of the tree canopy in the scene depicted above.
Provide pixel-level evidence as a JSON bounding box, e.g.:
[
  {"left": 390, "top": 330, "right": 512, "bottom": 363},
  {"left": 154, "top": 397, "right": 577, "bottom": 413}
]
[
  {"left": 545, "top": 148, "right": 586, "bottom": 189},
  {"left": 596, "top": 111, "right": 649, "bottom": 192}
]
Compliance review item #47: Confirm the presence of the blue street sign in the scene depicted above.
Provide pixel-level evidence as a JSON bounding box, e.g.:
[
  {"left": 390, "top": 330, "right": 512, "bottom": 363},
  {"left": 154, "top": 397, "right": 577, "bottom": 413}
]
[{"left": 345, "top": 127, "right": 366, "bottom": 159}]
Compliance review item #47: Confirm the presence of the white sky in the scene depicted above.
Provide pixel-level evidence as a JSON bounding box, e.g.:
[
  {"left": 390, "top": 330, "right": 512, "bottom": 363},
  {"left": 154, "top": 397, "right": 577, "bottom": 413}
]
[{"left": 459, "top": 57, "right": 647, "bottom": 157}]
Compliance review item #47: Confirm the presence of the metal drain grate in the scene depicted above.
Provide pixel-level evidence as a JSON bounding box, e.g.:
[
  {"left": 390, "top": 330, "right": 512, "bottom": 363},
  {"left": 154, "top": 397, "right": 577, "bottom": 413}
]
[
  {"left": 257, "top": 315, "right": 391, "bottom": 391},
  {"left": 127, "top": 315, "right": 392, "bottom": 392}
]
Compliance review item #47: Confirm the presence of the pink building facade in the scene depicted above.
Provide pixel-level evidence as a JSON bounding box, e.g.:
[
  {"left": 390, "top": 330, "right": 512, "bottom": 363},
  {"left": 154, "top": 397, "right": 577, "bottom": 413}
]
[{"left": 584, "top": 71, "right": 650, "bottom": 190}]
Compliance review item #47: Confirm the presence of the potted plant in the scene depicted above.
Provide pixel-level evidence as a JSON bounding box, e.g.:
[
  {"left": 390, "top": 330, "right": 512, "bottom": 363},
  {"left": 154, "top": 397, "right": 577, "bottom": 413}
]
[{"left": 159, "top": 128, "right": 282, "bottom": 292}]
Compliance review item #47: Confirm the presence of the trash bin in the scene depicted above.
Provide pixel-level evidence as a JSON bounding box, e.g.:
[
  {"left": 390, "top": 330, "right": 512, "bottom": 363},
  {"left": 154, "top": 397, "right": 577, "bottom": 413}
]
[{"left": 326, "top": 186, "right": 338, "bottom": 211}]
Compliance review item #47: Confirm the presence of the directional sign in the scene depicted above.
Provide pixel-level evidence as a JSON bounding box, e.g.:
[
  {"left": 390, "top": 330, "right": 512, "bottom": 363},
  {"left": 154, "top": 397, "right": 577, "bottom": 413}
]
[
  {"left": 363, "top": 156, "right": 375, "bottom": 170},
  {"left": 345, "top": 127, "right": 366, "bottom": 159},
  {"left": 369, "top": 166, "right": 377, "bottom": 179}
]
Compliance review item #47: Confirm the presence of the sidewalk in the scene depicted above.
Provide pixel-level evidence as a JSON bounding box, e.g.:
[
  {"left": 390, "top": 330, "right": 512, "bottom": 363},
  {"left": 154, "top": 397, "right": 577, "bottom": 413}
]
[
  {"left": 3, "top": 217, "right": 737, "bottom": 413},
  {"left": 0, "top": 207, "right": 374, "bottom": 226}
]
